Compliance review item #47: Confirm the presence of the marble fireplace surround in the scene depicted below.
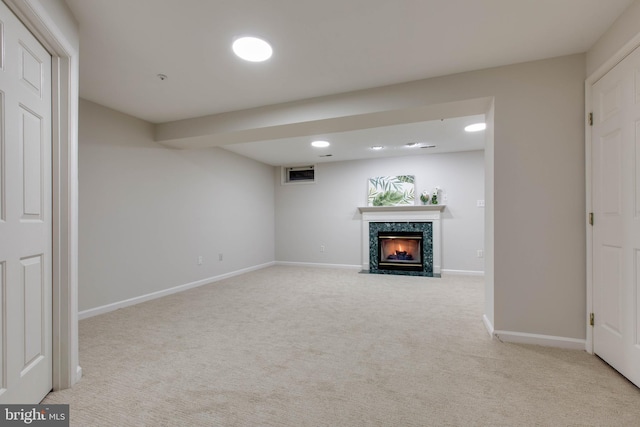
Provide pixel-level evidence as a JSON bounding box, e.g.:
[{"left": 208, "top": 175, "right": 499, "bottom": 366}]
[{"left": 358, "top": 205, "right": 445, "bottom": 275}]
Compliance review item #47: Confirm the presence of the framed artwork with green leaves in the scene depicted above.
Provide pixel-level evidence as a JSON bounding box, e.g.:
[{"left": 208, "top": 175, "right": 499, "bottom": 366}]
[{"left": 367, "top": 175, "right": 415, "bottom": 206}]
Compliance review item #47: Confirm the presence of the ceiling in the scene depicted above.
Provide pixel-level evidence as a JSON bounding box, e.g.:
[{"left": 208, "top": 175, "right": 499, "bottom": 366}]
[
  {"left": 65, "top": 0, "right": 633, "bottom": 165},
  {"left": 223, "top": 114, "right": 486, "bottom": 166}
]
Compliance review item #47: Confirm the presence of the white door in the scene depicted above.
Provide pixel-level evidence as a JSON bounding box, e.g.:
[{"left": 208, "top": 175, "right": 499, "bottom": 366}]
[
  {"left": 0, "top": 2, "right": 53, "bottom": 403},
  {"left": 592, "top": 45, "right": 640, "bottom": 388}
]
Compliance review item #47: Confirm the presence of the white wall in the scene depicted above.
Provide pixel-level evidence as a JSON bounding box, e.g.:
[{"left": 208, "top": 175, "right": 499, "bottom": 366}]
[
  {"left": 78, "top": 100, "right": 275, "bottom": 312},
  {"left": 275, "top": 151, "right": 485, "bottom": 273}
]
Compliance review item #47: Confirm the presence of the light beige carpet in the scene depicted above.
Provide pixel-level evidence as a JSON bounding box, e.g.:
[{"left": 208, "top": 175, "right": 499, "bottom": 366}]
[{"left": 43, "top": 266, "right": 640, "bottom": 426}]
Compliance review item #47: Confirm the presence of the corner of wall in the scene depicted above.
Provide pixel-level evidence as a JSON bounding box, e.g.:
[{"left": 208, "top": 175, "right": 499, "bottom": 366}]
[
  {"left": 586, "top": 0, "right": 640, "bottom": 76},
  {"left": 483, "top": 99, "right": 495, "bottom": 328}
]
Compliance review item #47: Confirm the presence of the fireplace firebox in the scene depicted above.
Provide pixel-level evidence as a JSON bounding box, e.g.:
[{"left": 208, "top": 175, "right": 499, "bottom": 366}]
[{"left": 377, "top": 231, "right": 423, "bottom": 271}]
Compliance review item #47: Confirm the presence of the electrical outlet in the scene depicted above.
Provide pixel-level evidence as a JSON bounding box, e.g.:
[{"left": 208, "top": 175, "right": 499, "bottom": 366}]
[
  {"left": 477, "top": 200, "right": 485, "bottom": 208},
  {"left": 320, "top": 245, "right": 325, "bottom": 252},
  {"left": 477, "top": 250, "right": 484, "bottom": 258},
  {"left": 218, "top": 253, "right": 223, "bottom": 261},
  {"left": 197, "top": 256, "right": 203, "bottom": 265}
]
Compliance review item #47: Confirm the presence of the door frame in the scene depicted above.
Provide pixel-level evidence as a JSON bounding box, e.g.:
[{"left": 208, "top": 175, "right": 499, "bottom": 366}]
[
  {"left": 585, "top": 31, "right": 640, "bottom": 354},
  {"left": 3, "top": 0, "right": 79, "bottom": 390}
]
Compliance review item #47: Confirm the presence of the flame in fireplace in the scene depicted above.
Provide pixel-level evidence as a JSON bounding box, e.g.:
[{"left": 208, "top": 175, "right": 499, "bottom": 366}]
[{"left": 381, "top": 239, "right": 419, "bottom": 260}]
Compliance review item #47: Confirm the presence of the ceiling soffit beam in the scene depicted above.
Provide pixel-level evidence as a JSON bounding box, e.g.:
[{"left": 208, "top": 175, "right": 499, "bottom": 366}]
[{"left": 154, "top": 97, "right": 492, "bottom": 150}]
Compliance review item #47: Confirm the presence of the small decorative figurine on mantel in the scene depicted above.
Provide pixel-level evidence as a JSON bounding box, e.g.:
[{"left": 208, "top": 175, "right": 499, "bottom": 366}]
[
  {"left": 420, "top": 190, "right": 430, "bottom": 205},
  {"left": 431, "top": 187, "right": 441, "bottom": 205}
]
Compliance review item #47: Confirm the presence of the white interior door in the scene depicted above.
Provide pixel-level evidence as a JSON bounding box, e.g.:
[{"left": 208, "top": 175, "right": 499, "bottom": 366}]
[
  {"left": 592, "top": 44, "right": 640, "bottom": 388},
  {"left": 0, "top": 2, "right": 52, "bottom": 403}
]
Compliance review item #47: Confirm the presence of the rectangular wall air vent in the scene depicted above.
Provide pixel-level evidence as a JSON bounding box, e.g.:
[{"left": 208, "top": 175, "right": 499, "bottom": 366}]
[{"left": 282, "top": 165, "right": 316, "bottom": 185}]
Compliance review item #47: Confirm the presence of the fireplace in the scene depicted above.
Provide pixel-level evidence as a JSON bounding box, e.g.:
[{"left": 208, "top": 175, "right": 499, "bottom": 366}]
[
  {"left": 377, "top": 231, "right": 423, "bottom": 271},
  {"left": 358, "top": 205, "right": 443, "bottom": 277},
  {"left": 367, "top": 221, "right": 434, "bottom": 276}
]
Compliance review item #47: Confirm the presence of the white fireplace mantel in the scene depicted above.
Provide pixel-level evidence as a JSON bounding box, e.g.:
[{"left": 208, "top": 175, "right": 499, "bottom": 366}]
[
  {"left": 357, "top": 205, "right": 446, "bottom": 214},
  {"left": 358, "top": 205, "right": 444, "bottom": 274}
]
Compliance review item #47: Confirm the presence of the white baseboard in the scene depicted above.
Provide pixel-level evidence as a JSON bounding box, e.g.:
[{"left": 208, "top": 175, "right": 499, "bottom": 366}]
[
  {"left": 482, "top": 314, "right": 494, "bottom": 337},
  {"left": 275, "top": 261, "right": 362, "bottom": 270},
  {"left": 78, "top": 261, "right": 276, "bottom": 320},
  {"left": 441, "top": 269, "right": 485, "bottom": 276},
  {"left": 493, "top": 330, "right": 586, "bottom": 350}
]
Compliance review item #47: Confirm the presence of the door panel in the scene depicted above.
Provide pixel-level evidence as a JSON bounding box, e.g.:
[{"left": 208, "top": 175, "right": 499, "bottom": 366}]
[
  {"left": 635, "top": 121, "right": 640, "bottom": 215},
  {"left": 600, "top": 81, "right": 621, "bottom": 122},
  {"left": 20, "top": 106, "right": 43, "bottom": 218},
  {"left": 1, "top": 91, "right": 4, "bottom": 222},
  {"left": 0, "top": 2, "right": 52, "bottom": 403},
  {"left": 0, "top": 260, "right": 5, "bottom": 390},
  {"left": 592, "top": 44, "right": 640, "bottom": 388},
  {"left": 601, "top": 130, "right": 622, "bottom": 213},
  {"left": 22, "top": 254, "right": 44, "bottom": 369},
  {"left": 18, "top": 42, "right": 43, "bottom": 97},
  {"left": 635, "top": 250, "right": 640, "bottom": 347},
  {"left": 599, "top": 245, "right": 623, "bottom": 337}
]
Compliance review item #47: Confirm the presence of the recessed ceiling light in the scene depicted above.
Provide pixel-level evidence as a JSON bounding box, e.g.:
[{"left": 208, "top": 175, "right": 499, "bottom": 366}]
[
  {"left": 370, "top": 146, "right": 384, "bottom": 150},
  {"left": 465, "top": 123, "right": 486, "bottom": 132},
  {"left": 420, "top": 144, "right": 437, "bottom": 149},
  {"left": 311, "top": 140, "right": 330, "bottom": 148},
  {"left": 405, "top": 142, "right": 419, "bottom": 147},
  {"left": 232, "top": 36, "right": 273, "bottom": 62}
]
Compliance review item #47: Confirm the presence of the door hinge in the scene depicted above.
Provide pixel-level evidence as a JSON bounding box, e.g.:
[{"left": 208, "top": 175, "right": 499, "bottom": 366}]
[
  {"left": 590, "top": 312, "right": 594, "bottom": 327},
  {"left": 588, "top": 112, "right": 593, "bottom": 126},
  {"left": 589, "top": 212, "right": 594, "bottom": 226}
]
